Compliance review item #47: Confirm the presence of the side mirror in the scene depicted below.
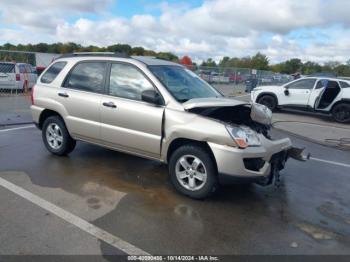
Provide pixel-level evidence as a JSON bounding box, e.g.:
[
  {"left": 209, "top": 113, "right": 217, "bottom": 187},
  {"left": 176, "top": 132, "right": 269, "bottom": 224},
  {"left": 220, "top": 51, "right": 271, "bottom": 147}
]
[
  {"left": 284, "top": 88, "right": 289, "bottom": 96},
  {"left": 141, "top": 90, "right": 163, "bottom": 105}
]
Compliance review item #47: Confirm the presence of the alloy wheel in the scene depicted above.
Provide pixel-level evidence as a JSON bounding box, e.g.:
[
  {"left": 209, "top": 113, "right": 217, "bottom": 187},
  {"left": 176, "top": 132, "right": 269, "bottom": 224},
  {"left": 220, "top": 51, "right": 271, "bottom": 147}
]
[
  {"left": 175, "top": 155, "right": 207, "bottom": 191},
  {"left": 46, "top": 123, "right": 63, "bottom": 150}
]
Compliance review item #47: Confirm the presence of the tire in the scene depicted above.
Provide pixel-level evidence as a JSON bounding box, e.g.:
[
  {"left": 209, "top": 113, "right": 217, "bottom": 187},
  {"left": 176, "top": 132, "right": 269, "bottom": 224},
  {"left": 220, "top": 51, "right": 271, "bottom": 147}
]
[
  {"left": 332, "top": 103, "right": 350, "bottom": 123},
  {"left": 169, "top": 144, "right": 218, "bottom": 199},
  {"left": 257, "top": 95, "right": 277, "bottom": 111},
  {"left": 42, "top": 116, "right": 76, "bottom": 156}
]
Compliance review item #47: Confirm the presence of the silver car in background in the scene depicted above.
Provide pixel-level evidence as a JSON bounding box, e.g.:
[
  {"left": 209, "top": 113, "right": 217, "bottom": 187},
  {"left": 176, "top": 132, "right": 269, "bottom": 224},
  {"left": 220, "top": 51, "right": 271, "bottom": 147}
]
[
  {"left": 30, "top": 53, "right": 305, "bottom": 199},
  {"left": 0, "top": 62, "right": 37, "bottom": 91}
]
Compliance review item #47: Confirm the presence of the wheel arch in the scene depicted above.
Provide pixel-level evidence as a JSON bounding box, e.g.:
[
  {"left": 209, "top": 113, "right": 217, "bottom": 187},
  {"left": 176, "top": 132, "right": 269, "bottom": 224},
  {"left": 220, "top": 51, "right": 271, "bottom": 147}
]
[
  {"left": 331, "top": 99, "right": 350, "bottom": 111},
  {"left": 165, "top": 138, "right": 217, "bottom": 170},
  {"left": 38, "top": 109, "right": 65, "bottom": 129},
  {"left": 256, "top": 92, "right": 279, "bottom": 106}
]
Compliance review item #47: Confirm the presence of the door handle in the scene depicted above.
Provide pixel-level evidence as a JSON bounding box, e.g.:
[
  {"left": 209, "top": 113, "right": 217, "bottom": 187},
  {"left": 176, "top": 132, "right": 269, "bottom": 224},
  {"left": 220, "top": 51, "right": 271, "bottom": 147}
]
[
  {"left": 58, "top": 92, "right": 69, "bottom": 98},
  {"left": 103, "top": 102, "right": 117, "bottom": 108}
]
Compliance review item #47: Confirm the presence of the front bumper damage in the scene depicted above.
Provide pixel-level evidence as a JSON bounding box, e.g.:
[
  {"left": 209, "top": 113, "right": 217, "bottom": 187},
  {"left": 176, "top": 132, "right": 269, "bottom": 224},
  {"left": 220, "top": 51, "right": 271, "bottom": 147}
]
[
  {"left": 208, "top": 135, "right": 309, "bottom": 185},
  {"left": 256, "top": 147, "right": 308, "bottom": 186}
]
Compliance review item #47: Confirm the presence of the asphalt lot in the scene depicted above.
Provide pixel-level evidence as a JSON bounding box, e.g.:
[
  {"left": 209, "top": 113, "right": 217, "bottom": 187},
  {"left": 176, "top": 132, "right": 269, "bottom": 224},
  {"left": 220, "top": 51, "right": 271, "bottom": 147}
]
[{"left": 0, "top": 125, "right": 350, "bottom": 257}]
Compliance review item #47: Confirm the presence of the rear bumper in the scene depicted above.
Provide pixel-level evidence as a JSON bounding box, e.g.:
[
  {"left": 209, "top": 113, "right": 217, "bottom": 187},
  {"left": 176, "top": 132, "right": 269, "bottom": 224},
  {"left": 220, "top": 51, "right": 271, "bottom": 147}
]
[
  {"left": 208, "top": 135, "right": 292, "bottom": 181},
  {"left": 30, "top": 105, "right": 44, "bottom": 125}
]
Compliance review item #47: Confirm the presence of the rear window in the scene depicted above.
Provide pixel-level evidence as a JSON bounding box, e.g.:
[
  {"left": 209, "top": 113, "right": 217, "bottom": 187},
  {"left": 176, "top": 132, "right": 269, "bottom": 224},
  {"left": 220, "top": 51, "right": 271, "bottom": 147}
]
[
  {"left": 0, "top": 63, "right": 15, "bottom": 73},
  {"left": 41, "top": 62, "right": 67, "bottom": 84},
  {"left": 340, "top": 81, "right": 350, "bottom": 88},
  {"left": 19, "top": 64, "right": 26, "bottom": 73}
]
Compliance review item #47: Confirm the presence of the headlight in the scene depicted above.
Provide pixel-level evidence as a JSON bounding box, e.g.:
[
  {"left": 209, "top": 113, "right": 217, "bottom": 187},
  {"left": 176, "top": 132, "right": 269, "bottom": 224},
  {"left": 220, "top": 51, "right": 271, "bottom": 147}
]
[{"left": 226, "top": 125, "right": 261, "bottom": 148}]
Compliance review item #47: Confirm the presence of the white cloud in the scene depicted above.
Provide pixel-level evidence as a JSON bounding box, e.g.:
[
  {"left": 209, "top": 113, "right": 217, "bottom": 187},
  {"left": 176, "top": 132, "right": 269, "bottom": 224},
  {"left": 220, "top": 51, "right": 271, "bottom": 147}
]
[{"left": 1, "top": 0, "right": 350, "bottom": 63}]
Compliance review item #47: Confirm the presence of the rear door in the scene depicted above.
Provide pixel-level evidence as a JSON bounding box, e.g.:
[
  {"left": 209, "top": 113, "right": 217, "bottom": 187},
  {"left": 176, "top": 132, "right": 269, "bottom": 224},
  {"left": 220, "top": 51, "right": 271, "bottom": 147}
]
[
  {"left": 0, "top": 63, "right": 16, "bottom": 89},
  {"left": 100, "top": 62, "right": 164, "bottom": 158},
  {"left": 60, "top": 61, "right": 108, "bottom": 141},
  {"left": 307, "top": 79, "right": 327, "bottom": 108},
  {"left": 281, "top": 78, "right": 316, "bottom": 107}
]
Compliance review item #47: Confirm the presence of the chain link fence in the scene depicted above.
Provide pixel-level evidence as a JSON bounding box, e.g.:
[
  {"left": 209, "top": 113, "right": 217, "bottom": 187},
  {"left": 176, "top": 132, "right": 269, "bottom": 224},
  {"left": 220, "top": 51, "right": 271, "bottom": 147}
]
[{"left": 187, "top": 65, "right": 294, "bottom": 96}]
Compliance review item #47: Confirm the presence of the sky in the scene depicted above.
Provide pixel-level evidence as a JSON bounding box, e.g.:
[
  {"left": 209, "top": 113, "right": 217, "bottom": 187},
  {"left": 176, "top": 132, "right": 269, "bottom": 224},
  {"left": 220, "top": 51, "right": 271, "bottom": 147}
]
[{"left": 0, "top": 0, "right": 350, "bottom": 64}]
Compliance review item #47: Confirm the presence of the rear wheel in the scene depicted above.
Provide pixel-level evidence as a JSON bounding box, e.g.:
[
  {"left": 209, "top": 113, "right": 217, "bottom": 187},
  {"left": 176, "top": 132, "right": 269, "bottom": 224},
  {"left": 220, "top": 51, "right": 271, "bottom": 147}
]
[
  {"left": 169, "top": 144, "right": 218, "bottom": 199},
  {"left": 332, "top": 103, "right": 350, "bottom": 123},
  {"left": 257, "top": 95, "right": 277, "bottom": 111},
  {"left": 42, "top": 116, "right": 76, "bottom": 155}
]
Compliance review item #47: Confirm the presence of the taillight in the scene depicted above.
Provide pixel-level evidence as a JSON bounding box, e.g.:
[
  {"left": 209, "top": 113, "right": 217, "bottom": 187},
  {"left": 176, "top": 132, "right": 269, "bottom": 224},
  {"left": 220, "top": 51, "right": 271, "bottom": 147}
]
[
  {"left": 31, "top": 85, "right": 35, "bottom": 105},
  {"left": 16, "top": 74, "right": 20, "bottom": 81}
]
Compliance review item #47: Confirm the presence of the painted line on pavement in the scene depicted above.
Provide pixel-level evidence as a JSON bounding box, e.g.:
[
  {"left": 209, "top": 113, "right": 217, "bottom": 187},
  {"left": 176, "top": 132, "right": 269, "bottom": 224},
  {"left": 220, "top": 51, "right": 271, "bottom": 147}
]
[
  {"left": 0, "top": 125, "right": 35, "bottom": 133},
  {"left": 310, "top": 157, "right": 350, "bottom": 168},
  {"left": 0, "top": 176, "right": 150, "bottom": 255}
]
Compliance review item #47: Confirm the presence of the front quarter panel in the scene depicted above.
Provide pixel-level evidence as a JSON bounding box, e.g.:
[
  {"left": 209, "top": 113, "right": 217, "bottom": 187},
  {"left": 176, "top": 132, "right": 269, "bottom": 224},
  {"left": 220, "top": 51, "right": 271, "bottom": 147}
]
[
  {"left": 252, "top": 85, "right": 284, "bottom": 104},
  {"left": 161, "top": 108, "right": 236, "bottom": 162}
]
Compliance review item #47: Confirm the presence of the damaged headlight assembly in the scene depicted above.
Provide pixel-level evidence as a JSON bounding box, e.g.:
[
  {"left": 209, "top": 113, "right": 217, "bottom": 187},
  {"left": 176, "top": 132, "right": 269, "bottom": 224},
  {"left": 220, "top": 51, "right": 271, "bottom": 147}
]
[{"left": 226, "top": 125, "right": 261, "bottom": 148}]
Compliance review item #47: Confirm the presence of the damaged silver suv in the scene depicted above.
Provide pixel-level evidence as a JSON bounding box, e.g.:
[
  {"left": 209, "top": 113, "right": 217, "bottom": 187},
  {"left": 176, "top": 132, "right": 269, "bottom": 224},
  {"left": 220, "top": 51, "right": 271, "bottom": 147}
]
[{"left": 31, "top": 53, "right": 304, "bottom": 199}]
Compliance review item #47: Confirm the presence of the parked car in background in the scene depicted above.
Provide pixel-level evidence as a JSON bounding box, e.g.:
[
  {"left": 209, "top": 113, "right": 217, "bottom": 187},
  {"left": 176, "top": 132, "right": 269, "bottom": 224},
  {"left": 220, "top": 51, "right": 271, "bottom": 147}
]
[
  {"left": 251, "top": 77, "right": 350, "bottom": 123},
  {"left": 198, "top": 70, "right": 211, "bottom": 82},
  {"left": 210, "top": 72, "right": 230, "bottom": 83},
  {"left": 31, "top": 53, "right": 305, "bottom": 199},
  {"left": 228, "top": 74, "right": 243, "bottom": 83},
  {"left": 36, "top": 66, "right": 46, "bottom": 76},
  {"left": 0, "top": 62, "right": 37, "bottom": 91}
]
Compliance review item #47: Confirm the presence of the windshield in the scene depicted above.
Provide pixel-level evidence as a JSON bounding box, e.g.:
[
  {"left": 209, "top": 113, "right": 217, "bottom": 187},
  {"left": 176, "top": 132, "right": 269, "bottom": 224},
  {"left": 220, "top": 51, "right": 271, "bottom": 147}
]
[{"left": 149, "top": 65, "right": 222, "bottom": 102}]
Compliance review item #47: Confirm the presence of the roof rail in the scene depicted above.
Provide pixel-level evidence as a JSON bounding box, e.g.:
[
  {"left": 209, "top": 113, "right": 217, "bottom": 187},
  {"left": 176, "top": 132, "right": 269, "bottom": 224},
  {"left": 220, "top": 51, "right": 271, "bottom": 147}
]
[{"left": 58, "top": 52, "right": 129, "bottom": 59}]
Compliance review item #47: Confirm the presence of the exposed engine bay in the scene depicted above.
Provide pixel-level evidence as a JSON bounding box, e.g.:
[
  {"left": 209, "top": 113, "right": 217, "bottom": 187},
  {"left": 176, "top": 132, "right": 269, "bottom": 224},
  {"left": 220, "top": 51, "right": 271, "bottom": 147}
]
[{"left": 188, "top": 103, "right": 273, "bottom": 139}]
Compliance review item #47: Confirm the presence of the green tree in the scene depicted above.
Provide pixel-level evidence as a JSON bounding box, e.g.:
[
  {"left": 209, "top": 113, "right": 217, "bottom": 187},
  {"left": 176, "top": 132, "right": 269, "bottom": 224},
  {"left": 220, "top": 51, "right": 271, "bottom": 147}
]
[
  {"left": 156, "top": 52, "right": 178, "bottom": 61},
  {"left": 201, "top": 58, "right": 217, "bottom": 67},
  {"left": 107, "top": 44, "right": 132, "bottom": 54},
  {"left": 282, "top": 58, "right": 303, "bottom": 74},
  {"left": 250, "top": 52, "right": 269, "bottom": 70},
  {"left": 131, "top": 46, "right": 145, "bottom": 55}
]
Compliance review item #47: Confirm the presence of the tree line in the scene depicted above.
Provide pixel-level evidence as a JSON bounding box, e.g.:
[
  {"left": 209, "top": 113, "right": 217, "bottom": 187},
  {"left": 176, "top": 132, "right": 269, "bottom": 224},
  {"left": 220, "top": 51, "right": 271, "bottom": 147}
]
[
  {"left": 0, "top": 42, "right": 178, "bottom": 62},
  {"left": 1, "top": 42, "right": 350, "bottom": 76},
  {"left": 202, "top": 52, "right": 350, "bottom": 76}
]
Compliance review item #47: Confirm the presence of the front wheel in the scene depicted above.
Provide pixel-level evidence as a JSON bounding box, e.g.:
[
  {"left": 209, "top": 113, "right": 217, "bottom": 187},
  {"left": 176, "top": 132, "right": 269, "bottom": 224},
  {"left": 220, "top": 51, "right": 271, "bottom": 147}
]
[
  {"left": 42, "top": 116, "right": 76, "bottom": 156},
  {"left": 169, "top": 145, "right": 218, "bottom": 199},
  {"left": 332, "top": 103, "right": 350, "bottom": 123},
  {"left": 257, "top": 95, "right": 277, "bottom": 111}
]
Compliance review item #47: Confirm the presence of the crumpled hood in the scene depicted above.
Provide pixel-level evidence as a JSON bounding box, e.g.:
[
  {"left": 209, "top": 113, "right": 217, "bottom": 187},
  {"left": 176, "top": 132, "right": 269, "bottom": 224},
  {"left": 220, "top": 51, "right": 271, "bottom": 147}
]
[{"left": 183, "top": 97, "right": 247, "bottom": 110}]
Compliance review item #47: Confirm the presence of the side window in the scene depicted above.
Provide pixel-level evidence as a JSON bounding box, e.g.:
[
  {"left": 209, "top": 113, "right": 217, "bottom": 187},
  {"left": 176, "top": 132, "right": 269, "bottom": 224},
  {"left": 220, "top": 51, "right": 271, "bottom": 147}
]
[
  {"left": 327, "top": 80, "right": 339, "bottom": 89},
  {"left": 315, "top": 79, "right": 328, "bottom": 89},
  {"left": 108, "top": 63, "right": 155, "bottom": 101},
  {"left": 340, "top": 81, "right": 350, "bottom": 88},
  {"left": 0, "top": 63, "right": 15, "bottom": 73},
  {"left": 19, "top": 65, "right": 26, "bottom": 73},
  {"left": 286, "top": 79, "right": 316, "bottom": 89},
  {"left": 41, "top": 62, "right": 67, "bottom": 84},
  {"left": 64, "top": 62, "right": 107, "bottom": 93}
]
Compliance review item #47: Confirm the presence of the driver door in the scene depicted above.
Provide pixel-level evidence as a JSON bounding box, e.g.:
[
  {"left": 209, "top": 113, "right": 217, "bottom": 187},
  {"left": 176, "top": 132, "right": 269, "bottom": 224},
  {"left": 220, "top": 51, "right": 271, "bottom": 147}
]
[{"left": 281, "top": 78, "right": 316, "bottom": 107}]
